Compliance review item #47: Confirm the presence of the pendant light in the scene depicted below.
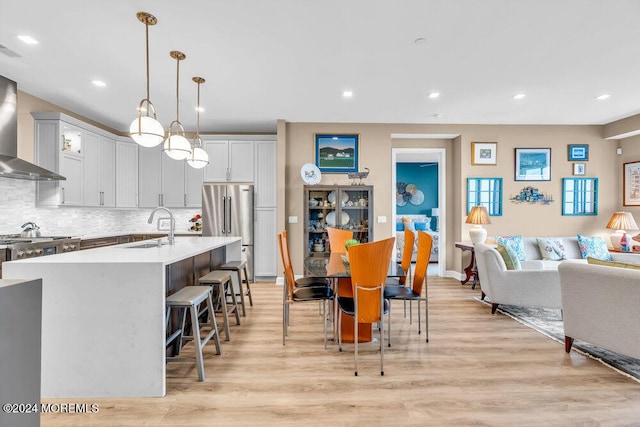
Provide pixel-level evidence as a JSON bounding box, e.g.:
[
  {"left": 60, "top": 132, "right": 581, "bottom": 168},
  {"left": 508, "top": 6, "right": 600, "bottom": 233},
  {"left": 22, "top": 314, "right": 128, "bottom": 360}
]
[
  {"left": 187, "top": 76, "right": 210, "bottom": 169},
  {"left": 129, "top": 12, "right": 164, "bottom": 147},
  {"left": 163, "top": 50, "right": 192, "bottom": 160}
]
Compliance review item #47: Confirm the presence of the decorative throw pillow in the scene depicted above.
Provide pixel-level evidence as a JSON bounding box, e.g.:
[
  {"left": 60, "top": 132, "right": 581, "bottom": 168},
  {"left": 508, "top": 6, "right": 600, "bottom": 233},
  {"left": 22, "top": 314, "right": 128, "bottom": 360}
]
[
  {"left": 577, "top": 235, "right": 612, "bottom": 261},
  {"left": 396, "top": 222, "right": 404, "bottom": 232},
  {"left": 497, "top": 244, "right": 521, "bottom": 270},
  {"left": 414, "top": 222, "right": 428, "bottom": 231},
  {"left": 536, "top": 238, "right": 566, "bottom": 261},
  {"left": 495, "top": 235, "right": 527, "bottom": 261},
  {"left": 587, "top": 257, "right": 640, "bottom": 270}
]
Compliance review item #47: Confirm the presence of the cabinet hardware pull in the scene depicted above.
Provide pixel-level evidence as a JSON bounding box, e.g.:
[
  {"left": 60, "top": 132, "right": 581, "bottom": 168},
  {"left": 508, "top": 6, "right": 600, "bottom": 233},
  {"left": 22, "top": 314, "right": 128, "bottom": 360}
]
[{"left": 61, "top": 187, "right": 65, "bottom": 204}]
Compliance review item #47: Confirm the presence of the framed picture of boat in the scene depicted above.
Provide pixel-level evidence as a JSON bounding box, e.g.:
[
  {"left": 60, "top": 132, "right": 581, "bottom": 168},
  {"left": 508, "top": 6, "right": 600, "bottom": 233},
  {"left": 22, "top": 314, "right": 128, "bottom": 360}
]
[{"left": 314, "top": 134, "right": 359, "bottom": 173}]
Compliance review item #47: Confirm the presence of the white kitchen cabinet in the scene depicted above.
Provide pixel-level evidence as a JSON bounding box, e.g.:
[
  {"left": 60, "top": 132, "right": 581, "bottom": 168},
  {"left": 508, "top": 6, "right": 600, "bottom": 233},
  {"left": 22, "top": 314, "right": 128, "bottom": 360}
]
[
  {"left": 59, "top": 153, "right": 84, "bottom": 206},
  {"left": 33, "top": 116, "right": 85, "bottom": 206},
  {"left": 254, "top": 208, "right": 277, "bottom": 277},
  {"left": 84, "top": 134, "right": 115, "bottom": 207},
  {"left": 138, "top": 145, "right": 162, "bottom": 208},
  {"left": 185, "top": 165, "right": 204, "bottom": 207},
  {"left": 254, "top": 140, "right": 276, "bottom": 208},
  {"left": 116, "top": 139, "right": 139, "bottom": 208},
  {"left": 138, "top": 145, "right": 203, "bottom": 208},
  {"left": 203, "top": 140, "right": 254, "bottom": 182}
]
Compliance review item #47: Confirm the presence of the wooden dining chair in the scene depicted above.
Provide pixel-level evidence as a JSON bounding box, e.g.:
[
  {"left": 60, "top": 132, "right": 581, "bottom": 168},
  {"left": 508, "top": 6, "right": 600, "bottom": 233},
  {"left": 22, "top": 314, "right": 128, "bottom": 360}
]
[
  {"left": 337, "top": 237, "right": 395, "bottom": 376},
  {"left": 326, "top": 227, "right": 354, "bottom": 253},
  {"left": 384, "top": 231, "right": 433, "bottom": 344},
  {"left": 278, "top": 231, "right": 333, "bottom": 348},
  {"left": 388, "top": 228, "right": 414, "bottom": 287}
]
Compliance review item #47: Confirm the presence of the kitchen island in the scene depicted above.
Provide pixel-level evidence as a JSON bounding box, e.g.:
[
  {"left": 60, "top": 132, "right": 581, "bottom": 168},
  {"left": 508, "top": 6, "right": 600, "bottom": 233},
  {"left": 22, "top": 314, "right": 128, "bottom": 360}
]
[{"left": 3, "top": 236, "right": 241, "bottom": 398}]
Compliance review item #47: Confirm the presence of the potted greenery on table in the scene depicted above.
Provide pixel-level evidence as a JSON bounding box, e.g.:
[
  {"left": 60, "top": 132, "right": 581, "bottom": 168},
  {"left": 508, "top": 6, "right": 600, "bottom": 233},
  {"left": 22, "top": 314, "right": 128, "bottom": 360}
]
[{"left": 344, "top": 239, "right": 359, "bottom": 262}]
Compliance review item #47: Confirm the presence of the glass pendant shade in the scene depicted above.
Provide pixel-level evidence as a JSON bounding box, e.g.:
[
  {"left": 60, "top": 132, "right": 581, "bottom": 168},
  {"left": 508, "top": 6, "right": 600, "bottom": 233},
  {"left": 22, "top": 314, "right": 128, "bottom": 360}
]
[
  {"left": 163, "top": 50, "right": 191, "bottom": 160},
  {"left": 187, "top": 146, "right": 209, "bottom": 169},
  {"left": 164, "top": 133, "right": 191, "bottom": 160},
  {"left": 187, "top": 76, "right": 210, "bottom": 169},
  {"left": 130, "top": 12, "right": 163, "bottom": 148},
  {"left": 129, "top": 114, "right": 164, "bottom": 147}
]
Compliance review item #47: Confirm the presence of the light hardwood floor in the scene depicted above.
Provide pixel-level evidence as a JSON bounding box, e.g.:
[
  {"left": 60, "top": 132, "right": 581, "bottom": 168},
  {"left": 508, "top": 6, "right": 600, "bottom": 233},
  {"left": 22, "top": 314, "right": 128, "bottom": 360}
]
[{"left": 41, "top": 276, "right": 640, "bottom": 426}]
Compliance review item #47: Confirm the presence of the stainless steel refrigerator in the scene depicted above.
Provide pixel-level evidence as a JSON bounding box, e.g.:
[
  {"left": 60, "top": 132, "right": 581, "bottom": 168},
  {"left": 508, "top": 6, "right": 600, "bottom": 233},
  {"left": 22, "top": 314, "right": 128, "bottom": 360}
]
[{"left": 202, "top": 183, "right": 254, "bottom": 282}]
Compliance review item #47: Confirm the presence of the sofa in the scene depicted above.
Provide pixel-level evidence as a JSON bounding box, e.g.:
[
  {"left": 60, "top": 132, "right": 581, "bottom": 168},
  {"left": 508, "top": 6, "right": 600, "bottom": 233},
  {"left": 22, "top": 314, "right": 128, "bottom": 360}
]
[
  {"left": 474, "top": 243, "right": 563, "bottom": 313},
  {"left": 486, "top": 235, "right": 640, "bottom": 270},
  {"left": 395, "top": 214, "right": 438, "bottom": 262},
  {"left": 475, "top": 236, "right": 640, "bottom": 314},
  {"left": 558, "top": 261, "right": 640, "bottom": 359}
]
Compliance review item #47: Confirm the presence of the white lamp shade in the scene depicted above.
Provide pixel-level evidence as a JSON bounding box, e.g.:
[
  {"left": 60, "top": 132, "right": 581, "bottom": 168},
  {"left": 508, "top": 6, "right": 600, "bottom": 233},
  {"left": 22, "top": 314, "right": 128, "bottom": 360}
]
[
  {"left": 129, "top": 116, "right": 164, "bottom": 147},
  {"left": 163, "top": 134, "right": 191, "bottom": 160},
  {"left": 469, "top": 225, "right": 487, "bottom": 244},
  {"left": 186, "top": 147, "right": 209, "bottom": 169}
]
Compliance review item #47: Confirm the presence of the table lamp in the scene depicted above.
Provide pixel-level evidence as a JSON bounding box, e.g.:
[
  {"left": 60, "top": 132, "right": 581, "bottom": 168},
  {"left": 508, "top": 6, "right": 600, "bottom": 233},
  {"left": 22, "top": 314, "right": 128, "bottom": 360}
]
[
  {"left": 606, "top": 211, "right": 638, "bottom": 250},
  {"left": 431, "top": 208, "right": 439, "bottom": 231},
  {"left": 466, "top": 206, "right": 491, "bottom": 244}
]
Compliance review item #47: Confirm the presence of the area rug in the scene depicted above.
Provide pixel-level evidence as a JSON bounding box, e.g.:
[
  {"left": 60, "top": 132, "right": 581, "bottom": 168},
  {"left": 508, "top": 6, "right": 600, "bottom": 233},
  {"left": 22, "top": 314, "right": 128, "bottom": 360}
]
[{"left": 475, "top": 297, "right": 640, "bottom": 382}]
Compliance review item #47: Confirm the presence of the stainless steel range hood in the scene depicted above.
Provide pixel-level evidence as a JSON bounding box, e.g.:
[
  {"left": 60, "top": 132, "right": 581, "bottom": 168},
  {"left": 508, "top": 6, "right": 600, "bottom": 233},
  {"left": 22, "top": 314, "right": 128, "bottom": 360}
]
[{"left": 0, "top": 75, "right": 65, "bottom": 181}]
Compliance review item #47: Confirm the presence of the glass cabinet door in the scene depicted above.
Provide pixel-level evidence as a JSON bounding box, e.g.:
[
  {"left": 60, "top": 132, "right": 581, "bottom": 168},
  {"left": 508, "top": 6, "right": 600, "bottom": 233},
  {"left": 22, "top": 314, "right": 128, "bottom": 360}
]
[
  {"left": 304, "top": 185, "right": 373, "bottom": 256},
  {"left": 338, "top": 188, "right": 370, "bottom": 244}
]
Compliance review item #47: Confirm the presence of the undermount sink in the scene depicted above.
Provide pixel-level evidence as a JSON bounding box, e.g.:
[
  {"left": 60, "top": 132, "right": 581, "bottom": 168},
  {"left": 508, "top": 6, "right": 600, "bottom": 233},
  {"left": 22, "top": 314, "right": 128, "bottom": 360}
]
[{"left": 126, "top": 242, "right": 170, "bottom": 249}]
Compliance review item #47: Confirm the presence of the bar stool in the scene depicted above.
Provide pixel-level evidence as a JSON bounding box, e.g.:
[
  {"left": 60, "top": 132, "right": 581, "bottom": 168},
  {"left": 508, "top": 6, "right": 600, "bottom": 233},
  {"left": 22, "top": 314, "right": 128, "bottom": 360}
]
[
  {"left": 199, "top": 270, "right": 240, "bottom": 341},
  {"left": 165, "top": 286, "right": 221, "bottom": 381},
  {"left": 219, "top": 260, "right": 252, "bottom": 316}
]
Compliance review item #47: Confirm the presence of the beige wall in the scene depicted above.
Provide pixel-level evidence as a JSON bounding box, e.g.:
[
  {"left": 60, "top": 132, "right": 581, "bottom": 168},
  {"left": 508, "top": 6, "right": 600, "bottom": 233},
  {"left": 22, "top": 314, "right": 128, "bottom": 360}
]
[{"left": 284, "top": 122, "right": 619, "bottom": 275}]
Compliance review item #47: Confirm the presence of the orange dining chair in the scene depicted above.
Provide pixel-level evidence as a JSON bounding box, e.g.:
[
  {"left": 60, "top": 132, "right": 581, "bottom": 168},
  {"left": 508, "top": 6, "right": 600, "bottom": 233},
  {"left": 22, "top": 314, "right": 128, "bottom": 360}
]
[
  {"left": 337, "top": 237, "right": 395, "bottom": 376},
  {"left": 388, "top": 228, "right": 414, "bottom": 287},
  {"left": 278, "top": 231, "right": 333, "bottom": 348},
  {"left": 384, "top": 231, "right": 433, "bottom": 344},
  {"left": 326, "top": 227, "right": 354, "bottom": 253}
]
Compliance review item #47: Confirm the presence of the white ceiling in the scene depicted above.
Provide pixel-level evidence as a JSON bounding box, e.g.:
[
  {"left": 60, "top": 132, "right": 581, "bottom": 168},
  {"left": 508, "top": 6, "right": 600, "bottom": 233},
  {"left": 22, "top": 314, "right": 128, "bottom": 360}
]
[{"left": 2, "top": 0, "right": 640, "bottom": 134}]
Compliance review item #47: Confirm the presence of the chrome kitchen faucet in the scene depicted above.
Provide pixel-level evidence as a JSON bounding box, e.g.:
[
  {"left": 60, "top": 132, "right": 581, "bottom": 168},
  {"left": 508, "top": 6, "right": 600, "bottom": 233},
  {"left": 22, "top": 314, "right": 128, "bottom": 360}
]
[{"left": 147, "top": 207, "right": 175, "bottom": 245}]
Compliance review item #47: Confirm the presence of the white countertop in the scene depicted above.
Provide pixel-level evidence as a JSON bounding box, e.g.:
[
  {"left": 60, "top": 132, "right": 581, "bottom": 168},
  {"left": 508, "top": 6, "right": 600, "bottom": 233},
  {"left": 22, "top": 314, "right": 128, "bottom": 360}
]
[
  {"left": 4, "top": 236, "right": 239, "bottom": 266},
  {"left": 78, "top": 230, "right": 202, "bottom": 239}
]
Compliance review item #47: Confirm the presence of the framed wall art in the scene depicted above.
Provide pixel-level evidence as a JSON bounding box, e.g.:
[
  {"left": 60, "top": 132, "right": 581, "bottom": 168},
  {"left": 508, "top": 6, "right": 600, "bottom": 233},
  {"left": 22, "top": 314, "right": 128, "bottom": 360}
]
[
  {"left": 623, "top": 161, "right": 640, "bottom": 206},
  {"left": 568, "top": 144, "right": 589, "bottom": 161},
  {"left": 314, "top": 134, "right": 359, "bottom": 173},
  {"left": 573, "top": 163, "right": 586, "bottom": 176},
  {"left": 515, "top": 148, "right": 551, "bottom": 181},
  {"left": 471, "top": 142, "right": 497, "bottom": 165}
]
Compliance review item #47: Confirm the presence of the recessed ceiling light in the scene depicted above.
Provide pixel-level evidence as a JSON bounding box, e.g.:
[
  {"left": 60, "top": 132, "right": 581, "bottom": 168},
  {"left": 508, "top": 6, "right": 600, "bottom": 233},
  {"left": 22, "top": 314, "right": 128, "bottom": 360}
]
[
  {"left": 513, "top": 93, "right": 526, "bottom": 100},
  {"left": 428, "top": 92, "right": 440, "bottom": 99},
  {"left": 414, "top": 37, "right": 427, "bottom": 45},
  {"left": 433, "top": 113, "right": 443, "bottom": 119},
  {"left": 595, "top": 94, "right": 611, "bottom": 100},
  {"left": 17, "top": 35, "right": 38, "bottom": 45},
  {"left": 92, "top": 80, "right": 106, "bottom": 88},
  {"left": 342, "top": 90, "right": 353, "bottom": 98}
]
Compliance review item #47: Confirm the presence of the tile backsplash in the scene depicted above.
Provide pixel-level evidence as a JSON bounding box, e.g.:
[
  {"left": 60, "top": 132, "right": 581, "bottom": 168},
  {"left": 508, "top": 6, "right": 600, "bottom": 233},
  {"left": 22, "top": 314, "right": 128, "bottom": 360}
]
[{"left": 0, "top": 179, "right": 201, "bottom": 236}]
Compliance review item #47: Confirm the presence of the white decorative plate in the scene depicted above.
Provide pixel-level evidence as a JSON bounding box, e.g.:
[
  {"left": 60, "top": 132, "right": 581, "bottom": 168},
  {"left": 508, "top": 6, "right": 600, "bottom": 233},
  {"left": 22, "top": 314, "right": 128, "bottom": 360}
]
[
  {"left": 328, "top": 191, "right": 349, "bottom": 204},
  {"left": 301, "top": 163, "right": 321, "bottom": 185},
  {"left": 326, "top": 211, "right": 350, "bottom": 227},
  {"left": 409, "top": 189, "right": 424, "bottom": 205}
]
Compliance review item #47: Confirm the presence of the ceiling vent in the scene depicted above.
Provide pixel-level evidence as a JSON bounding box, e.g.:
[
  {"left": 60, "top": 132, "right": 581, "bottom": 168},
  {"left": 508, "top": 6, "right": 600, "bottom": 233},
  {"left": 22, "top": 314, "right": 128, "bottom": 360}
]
[{"left": 0, "top": 44, "right": 21, "bottom": 58}]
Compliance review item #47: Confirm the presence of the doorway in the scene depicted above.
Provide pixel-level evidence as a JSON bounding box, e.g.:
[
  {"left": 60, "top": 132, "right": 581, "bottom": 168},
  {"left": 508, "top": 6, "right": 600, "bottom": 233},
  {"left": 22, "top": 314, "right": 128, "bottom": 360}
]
[{"left": 391, "top": 147, "right": 446, "bottom": 277}]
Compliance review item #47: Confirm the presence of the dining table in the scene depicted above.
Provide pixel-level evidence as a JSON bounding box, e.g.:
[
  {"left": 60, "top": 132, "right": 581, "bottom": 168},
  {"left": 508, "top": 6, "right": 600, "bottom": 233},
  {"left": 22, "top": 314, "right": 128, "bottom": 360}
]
[{"left": 303, "top": 251, "right": 405, "bottom": 343}]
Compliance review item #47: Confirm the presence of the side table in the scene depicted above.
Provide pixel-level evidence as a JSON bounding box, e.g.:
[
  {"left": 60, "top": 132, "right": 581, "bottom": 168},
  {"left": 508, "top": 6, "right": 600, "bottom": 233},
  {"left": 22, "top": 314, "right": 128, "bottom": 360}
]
[{"left": 455, "top": 241, "right": 479, "bottom": 289}]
